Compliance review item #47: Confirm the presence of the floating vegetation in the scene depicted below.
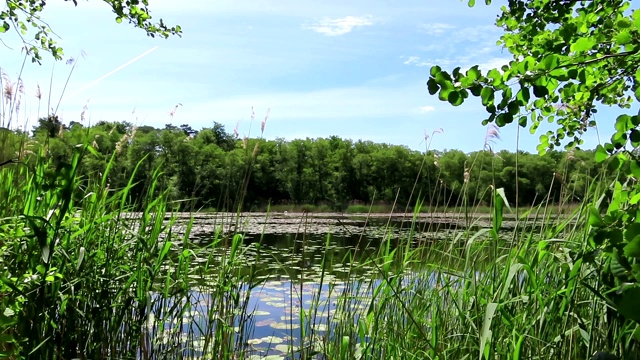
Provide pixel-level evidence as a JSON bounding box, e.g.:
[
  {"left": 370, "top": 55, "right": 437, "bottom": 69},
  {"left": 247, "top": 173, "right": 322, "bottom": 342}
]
[{"left": 247, "top": 336, "right": 285, "bottom": 345}]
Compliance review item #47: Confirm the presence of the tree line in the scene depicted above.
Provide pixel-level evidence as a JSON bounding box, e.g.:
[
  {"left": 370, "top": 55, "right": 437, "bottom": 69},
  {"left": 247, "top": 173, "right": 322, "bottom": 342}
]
[{"left": 0, "top": 117, "right": 610, "bottom": 211}]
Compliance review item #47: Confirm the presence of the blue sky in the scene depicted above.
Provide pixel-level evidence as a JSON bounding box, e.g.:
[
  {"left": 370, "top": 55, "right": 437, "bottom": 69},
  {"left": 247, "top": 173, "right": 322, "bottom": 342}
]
[{"left": 0, "top": 0, "right": 623, "bottom": 153}]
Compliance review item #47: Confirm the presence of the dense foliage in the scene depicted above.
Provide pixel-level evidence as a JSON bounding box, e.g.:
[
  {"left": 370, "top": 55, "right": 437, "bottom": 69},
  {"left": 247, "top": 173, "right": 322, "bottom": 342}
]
[
  {"left": 0, "top": 119, "right": 612, "bottom": 211},
  {"left": 429, "top": 0, "right": 640, "bottom": 344}
]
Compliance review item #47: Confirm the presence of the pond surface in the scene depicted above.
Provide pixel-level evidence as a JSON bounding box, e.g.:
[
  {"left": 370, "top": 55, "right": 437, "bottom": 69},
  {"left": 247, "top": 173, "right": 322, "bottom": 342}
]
[{"left": 147, "top": 212, "right": 550, "bottom": 358}]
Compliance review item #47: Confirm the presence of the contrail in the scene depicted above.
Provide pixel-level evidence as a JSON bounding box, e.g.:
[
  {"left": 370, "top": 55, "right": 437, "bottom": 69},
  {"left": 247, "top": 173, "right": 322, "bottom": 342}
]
[{"left": 66, "top": 45, "right": 159, "bottom": 99}]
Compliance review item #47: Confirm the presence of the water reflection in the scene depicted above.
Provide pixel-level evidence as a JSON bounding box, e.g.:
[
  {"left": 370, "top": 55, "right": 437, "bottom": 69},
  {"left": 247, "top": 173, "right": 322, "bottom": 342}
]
[{"left": 147, "top": 214, "right": 479, "bottom": 359}]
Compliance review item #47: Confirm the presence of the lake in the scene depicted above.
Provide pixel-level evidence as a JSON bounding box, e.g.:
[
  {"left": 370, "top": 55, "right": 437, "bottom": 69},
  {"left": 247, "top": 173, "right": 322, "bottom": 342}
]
[{"left": 142, "top": 211, "right": 537, "bottom": 359}]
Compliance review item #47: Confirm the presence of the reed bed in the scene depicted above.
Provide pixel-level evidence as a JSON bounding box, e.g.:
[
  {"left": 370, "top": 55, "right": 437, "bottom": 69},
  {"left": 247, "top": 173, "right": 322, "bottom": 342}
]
[
  {"left": 0, "top": 139, "right": 638, "bottom": 360},
  {"left": 0, "top": 66, "right": 637, "bottom": 360}
]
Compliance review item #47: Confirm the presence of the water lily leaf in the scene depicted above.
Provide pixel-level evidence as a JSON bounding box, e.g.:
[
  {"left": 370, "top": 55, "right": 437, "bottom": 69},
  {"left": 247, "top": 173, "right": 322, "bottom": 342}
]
[
  {"left": 265, "top": 302, "right": 287, "bottom": 308},
  {"left": 270, "top": 322, "right": 299, "bottom": 330},
  {"left": 275, "top": 344, "right": 298, "bottom": 353},
  {"left": 255, "top": 319, "right": 275, "bottom": 327}
]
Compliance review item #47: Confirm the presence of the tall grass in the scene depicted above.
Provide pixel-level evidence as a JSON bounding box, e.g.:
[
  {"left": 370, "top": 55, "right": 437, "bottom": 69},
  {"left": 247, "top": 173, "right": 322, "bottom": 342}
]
[
  {"left": 2, "top": 132, "right": 638, "bottom": 359},
  {"left": 0, "top": 69, "right": 638, "bottom": 360}
]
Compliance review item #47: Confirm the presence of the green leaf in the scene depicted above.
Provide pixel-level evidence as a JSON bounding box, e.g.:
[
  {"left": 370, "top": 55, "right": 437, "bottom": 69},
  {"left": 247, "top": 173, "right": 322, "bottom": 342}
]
[
  {"left": 615, "top": 115, "right": 631, "bottom": 132},
  {"left": 487, "top": 69, "right": 503, "bottom": 86},
  {"left": 570, "top": 37, "right": 595, "bottom": 52},
  {"left": 516, "top": 87, "right": 530, "bottom": 105},
  {"left": 617, "top": 18, "right": 633, "bottom": 29},
  {"left": 481, "top": 87, "right": 495, "bottom": 105},
  {"left": 430, "top": 66, "right": 442, "bottom": 77},
  {"left": 496, "top": 113, "right": 513, "bottom": 126},
  {"left": 507, "top": 101, "right": 519, "bottom": 115},
  {"left": 470, "top": 84, "right": 483, "bottom": 96},
  {"left": 427, "top": 78, "right": 439, "bottom": 95},
  {"left": 0, "top": 21, "right": 8, "bottom": 33},
  {"left": 532, "top": 85, "right": 548, "bottom": 98},
  {"left": 479, "top": 303, "right": 498, "bottom": 360},
  {"left": 541, "top": 54, "right": 560, "bottom": 70},
  {"left": 616, "top": 30, "right": 632, "bottom": 45},
  {"left": 624, "top": 223, "right": 640, "bottom": 259},
  {"left": 610, "top": 255, "right": 629, "bottom": 279},
  {"left": 448, "top": 90, "right": 463, "bottom": 106},
  {"left": 468, "top": 0, "right": 476, "bottom": 7},
  {"left": 634, "top": 9, "right": 640, "bottom": 30},
  {"left": 631, "top": 159, "right": 640, "bottom": 178},
  {"left": 467, "top": 66, "right": 481, "bottom": 81},
  {"left": 518, "top": 116, "right": 527, "bottom": 127},
  {"left": 115, "top": 16, "right": 123, "bottom": 24},
  {"left": 616, "top": 286, "right": 640, "bottom": 322},
  {"left": 595, "top": 145, "right": 608, "bottom": 163},
  {"left": 630, "top": 129, "right": 640, "bottom": 147},
  {"left": 588, "top": 206, "right": 605, "bottom": 227}
]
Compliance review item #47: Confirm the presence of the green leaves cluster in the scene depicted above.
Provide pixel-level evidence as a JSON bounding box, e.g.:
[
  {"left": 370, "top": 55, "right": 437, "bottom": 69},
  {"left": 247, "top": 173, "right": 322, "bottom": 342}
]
[
  {"left": 430, "top": 0, "right": 640, "bottom": 154},
  {"left": 1, "top": 0, "right": 181, "bottom": 63},
  {"left": 430, "top": 0, "right": 640, "bottom": 326}
]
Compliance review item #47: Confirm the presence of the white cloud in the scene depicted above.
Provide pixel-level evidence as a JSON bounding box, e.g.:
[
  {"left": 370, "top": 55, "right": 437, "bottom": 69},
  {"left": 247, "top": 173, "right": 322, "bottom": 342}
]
[
  {"left": 304, "top": 15, "right": 375, "bottom": 36},
  {"left": 401, "top": 55, "right": 441, "bottom": 67},
  {"left": 477, "top": 57, "right": 511, "bottom": 72},
  {"left": 419, "top": 22, "right": 456, "bottom": 35},
  {"left": 452, "top": 25, "right": 500, "bottom": 43},
  {"left": 418, "top": 105, "right": 435, "bottom": 113},
  {"left": 403, "top": 56, "right": 420, "bottom": 65}
]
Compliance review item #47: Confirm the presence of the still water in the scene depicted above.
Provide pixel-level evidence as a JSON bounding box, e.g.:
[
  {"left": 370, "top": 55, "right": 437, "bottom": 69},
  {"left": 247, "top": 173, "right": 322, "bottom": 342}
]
[{"left": 146, "top": 212, "right": 494, "bottom": 359}]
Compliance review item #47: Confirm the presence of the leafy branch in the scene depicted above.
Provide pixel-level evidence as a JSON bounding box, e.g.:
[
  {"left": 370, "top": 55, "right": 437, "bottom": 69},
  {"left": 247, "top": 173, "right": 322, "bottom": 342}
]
[{"left": 1, "top": 0, "right": 182, "bottom": 63}]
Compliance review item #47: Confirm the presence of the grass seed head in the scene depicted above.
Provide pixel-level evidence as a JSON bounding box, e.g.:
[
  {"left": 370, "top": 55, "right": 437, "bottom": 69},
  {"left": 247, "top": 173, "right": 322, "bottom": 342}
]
[
  {"left": 2, "top": 72, "right": 13, "bottom": 103},
  {"left": 261, "top": 108, "right": 271, "bottom": 135},
  {"left": 483, "top": 124, "right": 500, "bottom": 153}
]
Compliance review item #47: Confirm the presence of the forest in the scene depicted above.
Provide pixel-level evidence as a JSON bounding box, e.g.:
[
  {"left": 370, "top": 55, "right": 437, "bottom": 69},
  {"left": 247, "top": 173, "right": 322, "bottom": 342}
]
[{"left": 1, "top": 115, "right": 610, "bottom": 212}]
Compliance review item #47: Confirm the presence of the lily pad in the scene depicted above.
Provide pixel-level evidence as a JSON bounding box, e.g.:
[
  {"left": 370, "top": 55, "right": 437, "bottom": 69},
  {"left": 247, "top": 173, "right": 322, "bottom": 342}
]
[{"left": 270, "top": 322, "right": 300, "bottom": 330}]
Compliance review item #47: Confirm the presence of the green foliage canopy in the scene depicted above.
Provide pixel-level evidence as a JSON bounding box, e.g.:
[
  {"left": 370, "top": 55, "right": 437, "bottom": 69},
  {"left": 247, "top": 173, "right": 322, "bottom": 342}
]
[
  {"left": 430, "top": 0, "right": 639, "bottom": 154},
  {"left": 429, "top": 0, "right": 640, "bottom": 326},
  {"left": 8, "top": 120, "right": 607, "bottom": 211}
]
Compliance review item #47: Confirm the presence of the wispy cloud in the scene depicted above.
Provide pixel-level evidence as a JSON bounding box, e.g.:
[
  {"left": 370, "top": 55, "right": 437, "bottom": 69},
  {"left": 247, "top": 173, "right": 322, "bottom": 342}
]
[
  {"left": 419, "top": 22, "right": 456, "bottom": 35},
  {"left": 402, "top": 22, "right": 510, "bottom": 73},
  {"left": 418, "top": 105, "right": 435, "bottom": 113},
  {"left": 452, "top": 25, "right": 500, "bottom": 43},
  {"left": 304, "top": 15, "right": 375, "bottom": 36},
  {"left": 402, "top": 56, "right": 433, "bottom": 67}
]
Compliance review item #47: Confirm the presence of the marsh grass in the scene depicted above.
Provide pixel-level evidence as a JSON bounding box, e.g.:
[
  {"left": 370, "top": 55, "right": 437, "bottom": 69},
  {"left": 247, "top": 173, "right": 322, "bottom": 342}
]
[
  {"left": 2, "top": 134, "right": 638, "bottom": 359},
  {"left": 0, "top": 65, "right": 637, "bottom": 359}
]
